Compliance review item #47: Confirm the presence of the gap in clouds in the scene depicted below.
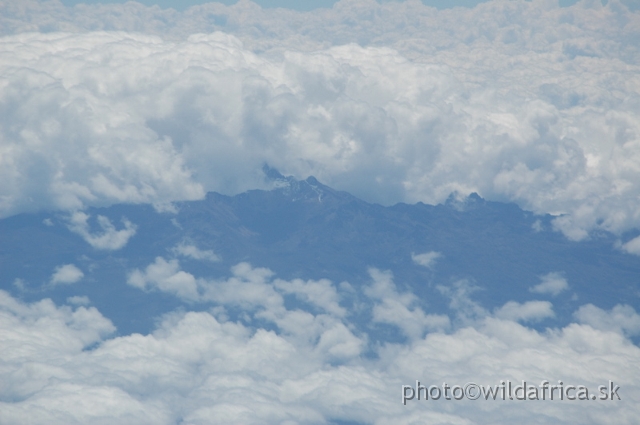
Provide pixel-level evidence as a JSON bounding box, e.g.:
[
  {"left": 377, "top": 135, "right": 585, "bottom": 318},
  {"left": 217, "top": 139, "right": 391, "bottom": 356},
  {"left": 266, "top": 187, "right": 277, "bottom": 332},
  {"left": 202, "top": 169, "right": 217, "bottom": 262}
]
[{"left": 3, "top": 174, "right": 640, "bottom": 339}]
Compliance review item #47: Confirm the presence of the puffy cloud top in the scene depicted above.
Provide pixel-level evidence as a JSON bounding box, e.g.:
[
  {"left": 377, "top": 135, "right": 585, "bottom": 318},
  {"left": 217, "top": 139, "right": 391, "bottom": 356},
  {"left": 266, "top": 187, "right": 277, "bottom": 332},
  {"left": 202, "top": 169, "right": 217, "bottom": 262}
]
[
  {"left": 529, "top": 272, "right": 569, "bottom": 296},
  {"left": 2, "top": 264, "right": 640, "bottom": 424},
  {"left": 50, "top": 263, "right": 84, "bottom": 285},
  {"left": 0, "top": 0, "right": 639, "bottom": 241}
]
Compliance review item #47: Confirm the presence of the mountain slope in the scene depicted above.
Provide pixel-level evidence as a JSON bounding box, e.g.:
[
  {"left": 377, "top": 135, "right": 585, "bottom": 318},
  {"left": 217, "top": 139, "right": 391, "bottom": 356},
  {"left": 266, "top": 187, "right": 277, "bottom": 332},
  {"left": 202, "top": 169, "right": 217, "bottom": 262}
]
[{"left": 1, "top": 170, "right": 639, "bottom": 336}]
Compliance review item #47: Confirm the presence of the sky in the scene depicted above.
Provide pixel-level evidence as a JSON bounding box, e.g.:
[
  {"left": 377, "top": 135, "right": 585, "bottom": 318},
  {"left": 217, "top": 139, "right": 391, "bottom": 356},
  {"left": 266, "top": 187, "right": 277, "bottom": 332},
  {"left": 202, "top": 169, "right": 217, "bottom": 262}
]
[{"left": 1, "top": 0, "right": 640, "bottom": 424}]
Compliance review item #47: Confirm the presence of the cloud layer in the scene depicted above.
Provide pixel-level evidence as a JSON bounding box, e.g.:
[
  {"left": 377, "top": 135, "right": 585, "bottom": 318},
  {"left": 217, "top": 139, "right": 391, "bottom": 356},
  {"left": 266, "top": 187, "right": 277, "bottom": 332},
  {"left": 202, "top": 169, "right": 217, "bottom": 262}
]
[
  {"left": 0, "top": 1, "right": 639, "bottom": 240},
  {"left": 2, "top": 262, "right": 640, "bottom": 424}
]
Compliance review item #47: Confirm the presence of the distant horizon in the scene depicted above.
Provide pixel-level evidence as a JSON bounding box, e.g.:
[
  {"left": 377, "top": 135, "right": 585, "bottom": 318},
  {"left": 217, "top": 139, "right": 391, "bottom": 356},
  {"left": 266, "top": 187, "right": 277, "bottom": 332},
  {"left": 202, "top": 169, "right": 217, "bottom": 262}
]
[{"left": 57, "top": 0, "right": 591, "bottom": 12}]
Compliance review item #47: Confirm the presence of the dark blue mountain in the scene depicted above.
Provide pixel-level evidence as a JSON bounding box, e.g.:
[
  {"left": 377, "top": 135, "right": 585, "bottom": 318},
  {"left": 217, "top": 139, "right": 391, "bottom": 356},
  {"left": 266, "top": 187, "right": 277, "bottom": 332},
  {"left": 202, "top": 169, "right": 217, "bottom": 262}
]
[{"left": 1, "top": 168, "right": 639, "bottom": 339}]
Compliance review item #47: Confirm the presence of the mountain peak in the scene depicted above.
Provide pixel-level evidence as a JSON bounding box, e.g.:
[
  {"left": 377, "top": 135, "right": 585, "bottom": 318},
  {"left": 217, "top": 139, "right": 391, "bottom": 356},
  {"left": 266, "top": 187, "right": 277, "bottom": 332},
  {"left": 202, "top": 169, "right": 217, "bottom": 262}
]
[
  {"left": 261, "top": 165, "right": 340, "bottom": 203},
  {"left": 262, "top": 164, "right": 286, "bottom": 182},
  {"left": 445, "top": 191, "right": 486, "bottom": 211},
  {"left": 306, "top": 175, "right": 319, "bottom": 185}
]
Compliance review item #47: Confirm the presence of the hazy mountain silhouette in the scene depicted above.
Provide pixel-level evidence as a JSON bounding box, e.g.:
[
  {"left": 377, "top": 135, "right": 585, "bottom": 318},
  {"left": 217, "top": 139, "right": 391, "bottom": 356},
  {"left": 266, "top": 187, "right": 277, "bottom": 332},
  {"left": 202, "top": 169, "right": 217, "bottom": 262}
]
[{"left": 1, "top": 167, "right": 639, "bottom": 337}]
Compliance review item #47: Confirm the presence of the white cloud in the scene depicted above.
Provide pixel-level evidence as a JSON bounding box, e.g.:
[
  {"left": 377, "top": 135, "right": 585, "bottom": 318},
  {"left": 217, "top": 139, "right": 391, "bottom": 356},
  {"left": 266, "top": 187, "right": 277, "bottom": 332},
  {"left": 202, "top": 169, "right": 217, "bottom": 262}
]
[
  {"left": 50, "top": 263, "right": 84, "bottom": 285},
  {"left": 532, "top": 219, "right": 543, "bottom": 232},
  {"left": 201, "top": 262, "right": 282, "bottom": 312},
  {"left": 620, "top": 235, "right": 640, "bottom": 256},
  {"left": 2, "top": 383, "right": 169, "bottom": 425},
  {"left": 67, "top": 212, "right": 137, "bottom": 250},
  {"left": 1, "top": 285, "right": 639, "bottom": 424},
  {"left": 273, "top": 277, "right": 345, "bottom": 317},
  {"left": 128, "top": 257, "right": 200, "bottom": 302},
  {"left": 365, "top": 268, "right": 450, "bottom": 339},
  {"left": 0, "top": 289, "right": 115, "bottom": 363},
  {"left": 0, "top": 1, "right": 637, "bottom": 242},
  {"left": 127, "top": 259, "right": 363, "bottom": 359},
  {"left": 12, "top": 278, "right": 26, "bottom": 291},
  {"left": 529, "top": 272, "right": 569, "bottom": 296},
  {"left": 574, "top": 304, "right": 640, "bottom": 337},
  {"left": 172, "top": 242, "right": 220, "bottom": 262},
  {"left": 437, "top": 279, "right": 488, "bottom": 324},
  {"left": 67, "top": 295, "right": 90, "bottom": 306},
  {"left": 494, "top": 300, "right": 555, "bottom": 323},
  {"left": 411, "top": 251, "right": 441, "bottom": 269}
]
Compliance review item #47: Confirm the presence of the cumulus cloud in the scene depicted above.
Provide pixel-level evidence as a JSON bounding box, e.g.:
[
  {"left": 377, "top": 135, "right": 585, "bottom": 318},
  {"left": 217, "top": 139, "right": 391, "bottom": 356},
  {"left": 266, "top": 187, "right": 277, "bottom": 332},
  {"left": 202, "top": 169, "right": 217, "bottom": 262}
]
[
  {"left": 494, "top": 300, "right": 555, "bottom": 322},
  {"left": 172, "top": 241, "right": 220, "bottom": 262},
  {"left": 1, "top": 282, "right": 640, "bottom": 424},
  {"left": 0, "top": 289, "right": 115, "bottom": 361},
  {"left": 0, "top": 1, "right": 637, "bottom": 242},
  {"left": 273, "top": 276, "right": 346, "bottom": 317},
  {"left": 66, "top": 295, "right": 90, "bottom": 305},
  {"left": 574, "top": 303, "right": 640, "bottom": 337},
  {"left": 619, "top": 234, "right": 640, "bottom": 256},
  {"left": 529, "top": 272, "right": 569, "bottom": 296},
  {"left": 437, "top": 279, "right": 488, "bottom": 324},
  {"left": 50, "top": 263, "right": 84, "bottom": 285},
  {"left": 128, "top": 256, "right": 200, "bottom": 301},
  {"left": 201, "top": 262, "right": 282, "bottom": 312},
  {"left": 67, "top": 212, "right": 137, "bottom": 250},
  {"left": 12, "top": 278, "right": 26, "bottom": 291},
  {"left": 411, "top": 251, "right": 441, "bottom": 269},
  {"left": 365, "top": 268, "right": 450, "bottom": 339},
  {"left": 127, "top": 259, "right": 363, "bottom": 358}
]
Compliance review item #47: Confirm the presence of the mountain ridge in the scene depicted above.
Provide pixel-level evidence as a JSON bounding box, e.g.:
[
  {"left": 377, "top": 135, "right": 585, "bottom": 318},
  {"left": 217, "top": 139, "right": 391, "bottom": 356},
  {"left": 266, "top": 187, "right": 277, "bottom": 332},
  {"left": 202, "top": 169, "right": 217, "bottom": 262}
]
[{"left": 1, "top": 170, "right": 639, "bottom": 336}]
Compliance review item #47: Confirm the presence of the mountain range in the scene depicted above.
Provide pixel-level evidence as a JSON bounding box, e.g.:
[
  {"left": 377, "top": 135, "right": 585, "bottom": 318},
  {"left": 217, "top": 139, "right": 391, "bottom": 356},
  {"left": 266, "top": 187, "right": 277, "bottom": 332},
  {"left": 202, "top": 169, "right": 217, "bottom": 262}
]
[{"left": 2, "top": 167, "right": 639, "bottom": 340}]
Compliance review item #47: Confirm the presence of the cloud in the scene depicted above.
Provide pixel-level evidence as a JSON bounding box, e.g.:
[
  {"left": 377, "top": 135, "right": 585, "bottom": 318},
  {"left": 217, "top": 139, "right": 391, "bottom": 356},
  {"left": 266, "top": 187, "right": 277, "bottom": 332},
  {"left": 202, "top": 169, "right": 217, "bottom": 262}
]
[
  {"left": 574, "top": 304, "right": 640, "bottom": 337},
  {"left": 127, "top": 259, "right": 362, "bottom": 358},
  {"left": 437, "top": 279, "right": 488, "bottom": 324},
  {"left": 273, "top": 277, "right": 346, "bottom": 317},
  {"left": 172, "top": 241, "right": 220, "bottom": 262},
  {"left": 494, "top": 300, "right": 555, "bottom": 322},
  {"left": 67, "top": 212, "right": 137, "bottom": 250},
  {"left": 50, "top": 263, "right": 84, "bottom": 285},
  {"left": 127, "top": 257, "right": 200, "bottom": 301},
  {"left": 1, "top": 283, "right": 640, "bottom": 424},
  {"left": 411, "top": 251, "right": 441, "bottom": 269},
  {"left": 531, "top": 219, "right": 543, "bottom": 232},
  {"left": 201, "top": 262, "right": 282, "bottom": 312},
  {"left": 619, "top": 235, "right": 640, "bottom": 256},
  {"left": 0, "top": 1, "right": 637, "bottom": 242},
  {"left": 67, "top": 295, "right": 90, "bottom": 305},
  {"left": 0, "top": 289, "right": 115, "bottom": 362},
  {"left": 12, "top": 278, "right": 26, "bottom": 291},
  {"left": 365, "top": 268, "right": 450, "bottom": 339},
  {"left": 529, "top": 272, "right": 569, "bottom": 296}
]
